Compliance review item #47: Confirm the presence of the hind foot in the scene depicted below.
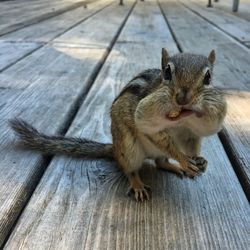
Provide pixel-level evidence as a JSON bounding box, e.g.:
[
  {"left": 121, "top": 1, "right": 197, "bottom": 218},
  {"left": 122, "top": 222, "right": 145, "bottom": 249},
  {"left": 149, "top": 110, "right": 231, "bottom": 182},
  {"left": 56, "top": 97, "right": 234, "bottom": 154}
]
[{"left": 127, "top": 172, "right": 151, "bottom": 202}]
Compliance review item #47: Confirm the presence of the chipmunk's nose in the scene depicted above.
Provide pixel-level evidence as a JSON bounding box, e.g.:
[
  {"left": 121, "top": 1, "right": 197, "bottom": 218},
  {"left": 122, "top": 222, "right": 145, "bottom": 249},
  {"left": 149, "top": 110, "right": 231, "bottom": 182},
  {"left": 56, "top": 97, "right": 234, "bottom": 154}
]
[{"left": 176, "top": 88, "right": 190, "bottom": 106}]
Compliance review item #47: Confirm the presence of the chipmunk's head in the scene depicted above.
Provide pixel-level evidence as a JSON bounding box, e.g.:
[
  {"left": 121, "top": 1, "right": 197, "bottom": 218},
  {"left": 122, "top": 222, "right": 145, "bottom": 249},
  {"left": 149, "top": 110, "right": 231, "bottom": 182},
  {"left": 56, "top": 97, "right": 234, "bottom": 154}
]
[{"left": 161, "top": 48, "right": 215, "bottom": 106}]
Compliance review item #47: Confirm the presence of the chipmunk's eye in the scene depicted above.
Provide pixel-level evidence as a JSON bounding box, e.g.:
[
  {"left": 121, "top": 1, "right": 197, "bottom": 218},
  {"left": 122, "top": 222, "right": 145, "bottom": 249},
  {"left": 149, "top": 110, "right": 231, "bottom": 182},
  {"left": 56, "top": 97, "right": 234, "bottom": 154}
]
[
  {"left": 203, "top": 70, "right": 211, "bottom": 85},
  {"left": 163, "top": 64, "right": 172, "bottom": 81}
]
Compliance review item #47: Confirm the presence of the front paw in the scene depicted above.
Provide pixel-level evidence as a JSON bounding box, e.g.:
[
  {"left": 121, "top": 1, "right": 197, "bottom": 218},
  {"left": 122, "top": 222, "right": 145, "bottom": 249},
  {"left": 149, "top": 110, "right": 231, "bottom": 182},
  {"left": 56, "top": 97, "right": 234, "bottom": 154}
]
[
  {"left": 191, "top": 156, "right": 208, "bottom": 172},
  {"left": 181, "top": 156, "right": 207, "bottom": 178}
]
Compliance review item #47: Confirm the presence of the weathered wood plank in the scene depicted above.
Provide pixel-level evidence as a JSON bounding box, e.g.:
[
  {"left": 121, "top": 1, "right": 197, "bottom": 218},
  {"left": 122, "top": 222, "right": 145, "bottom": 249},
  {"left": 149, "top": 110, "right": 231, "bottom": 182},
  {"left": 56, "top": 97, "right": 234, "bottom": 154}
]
[
  {"left": 0, "top": 0, "right": 89, "bottom": 24},
  {"left": 187, "top": 0, "right": 250, "bottom": 21},
  {"left": 180, "top": 0, "right": 250, "bottom": 43},
  {"left": 219, "top": 91, "right": 250, "bottom": 199},
  {"left": 0, "top": 41, "right": 40, "bottom": 72},
  {"left": 1, "top": 0, "right": 112, "bottom": 43},
  {"left": 159, "top": 1, "right": 250, "bottom": 91},
  {"left": 0, "top": 2, "right": 124, "bottom": 90},
  {"left": 0, "top": 0, "right": 56, "bottom": 14},
  {"left": 4, "top": 2, "right": 249, "bottom": 250},
  {"left": 0, "top": 0, "right": 82, "bottom": 23},
  {"left": 0, "top": 0, "right": 112, "bottom": 72},
  {"left": 0, "top": 0, "right": 65, "bottom": 12},
  {"left": 0, "top": 0, "right": 91, "bottom": 21},
  {"left": 0, "top": 0, "right": 78, "bottom": 24},
  {"left": 0, "top": 2, "right": 134, "bottom": 247},
  {"left": 0, "top": 0, "right": 95, "bottom": 36},
  {"left": 160, "top": 0, "right": 250, "bottom": 199},
  {"left": 0, "top": 88, "right": 22, "bottom": 112},
  {"left": 6, "top": 139, "right": 250, "bottom": 250}
]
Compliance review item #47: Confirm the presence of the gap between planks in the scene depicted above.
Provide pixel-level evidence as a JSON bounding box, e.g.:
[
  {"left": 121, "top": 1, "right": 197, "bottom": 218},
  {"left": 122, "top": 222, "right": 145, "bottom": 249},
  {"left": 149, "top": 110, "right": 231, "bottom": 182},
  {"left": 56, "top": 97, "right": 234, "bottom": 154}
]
[
  {"left": 198, "top": 0, "right": 250, "bottom": 22},
  {"left": 0, "top": 1, "right": 136, "bottom": 247},
  {"left": 180, "top": 0, "right": 250, "bottom": 50},
  {"left": 3, "top": 2, "right": 249, "bottom": 250},
  {"left": 159, "top": 0, "right": 250, "bottom": 200},
  {"left": 0, "top": 0, "right": 98, "bottom": 36},
  {"left": 0, "top": 0, "right": 114, "bottom": 73}
]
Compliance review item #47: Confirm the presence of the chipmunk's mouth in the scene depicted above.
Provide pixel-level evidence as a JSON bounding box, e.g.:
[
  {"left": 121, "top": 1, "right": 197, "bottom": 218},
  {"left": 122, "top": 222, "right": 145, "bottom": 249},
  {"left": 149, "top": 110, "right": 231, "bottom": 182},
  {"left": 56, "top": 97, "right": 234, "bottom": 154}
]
[{"left": 167, "top": 108, "right": 203, "bottom": 121}]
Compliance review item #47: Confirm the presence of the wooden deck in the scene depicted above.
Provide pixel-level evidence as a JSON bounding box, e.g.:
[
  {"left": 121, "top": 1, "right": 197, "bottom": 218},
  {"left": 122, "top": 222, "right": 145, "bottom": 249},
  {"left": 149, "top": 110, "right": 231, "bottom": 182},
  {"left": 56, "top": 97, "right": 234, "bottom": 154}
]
[{"left": 0, "top": 0, "right": 249, "bottom": 249}]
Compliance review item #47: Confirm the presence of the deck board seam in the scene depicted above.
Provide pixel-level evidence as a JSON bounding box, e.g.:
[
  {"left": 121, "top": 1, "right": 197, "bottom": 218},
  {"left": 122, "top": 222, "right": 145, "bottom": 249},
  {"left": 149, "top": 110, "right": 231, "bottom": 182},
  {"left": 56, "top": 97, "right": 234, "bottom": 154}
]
[
  {"left": 56, "top": 0, "right": 137, "bottom": 135},
  {"left": 158, "top": 0, "right": 183, "bottom": 52},
  {"left": 179, "top": 1, "right": 250, "bottom": 202},
  {"left": 0, "top": 1, "right": 136, "bottom": 248},
  {"left": 158, "top": 0, "right": 249, "bottom": 202},
  {"left": 2, "top": 2, "right": 250, "bottom": 248},
  {"left": 194, "top": 0, "right": 250, "bottom": 23},
  {"left": 0, "top": 155, "right": 54, "bottom": 250},
  {"left": 0, "top": 1, "right": 114, "bottom": 73},
  {"left": 218, "top": 130, "right": 250, "bottom": 202},
  {"left": 0, "top": 0, "right": 98, "bottom": 37},
  {"left": 180, "top": 1, "right": 250, "bottom": 50}
]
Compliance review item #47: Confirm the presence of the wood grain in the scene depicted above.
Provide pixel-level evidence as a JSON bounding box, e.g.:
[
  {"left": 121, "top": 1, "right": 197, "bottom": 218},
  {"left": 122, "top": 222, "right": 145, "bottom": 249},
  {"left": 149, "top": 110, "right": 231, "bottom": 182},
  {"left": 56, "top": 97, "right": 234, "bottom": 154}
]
[
  {"left": 160, "top": 0, "right": 250, "bottom": 200},
  {"left": 4, "top": 2, "right": 249, "bottom": 250},
  {"left": 1, "top": 0, "right": 112, "bottom": 43},
  {"left": 0, "top": 41, "right": 40, "bottom": 72},
  {"left": 220, "top": 91, "right": 250, "bottom": 199},
  {"left": 0, "top": 0, "right": 65, "bottom": 13},
  {"left": 0, "top": 0, "right": 112, "bottom": 72},
  {"left": 188, "top": 0, "right": 250, "bottom": 22},
  {"left": 0, "top": 89, "right": 23, "bottom": 112},
  {"left": 0, "top": 2, "right": 134, "bottom": 247},
  {"left": 180, "top": 0, "right": 250, "bottom": 43},
  {"left": 0, "top": 0, "right": 96, "bottom": 36},
  {"left": 0, "top": 2, "right": 126, "bottom": 90}
]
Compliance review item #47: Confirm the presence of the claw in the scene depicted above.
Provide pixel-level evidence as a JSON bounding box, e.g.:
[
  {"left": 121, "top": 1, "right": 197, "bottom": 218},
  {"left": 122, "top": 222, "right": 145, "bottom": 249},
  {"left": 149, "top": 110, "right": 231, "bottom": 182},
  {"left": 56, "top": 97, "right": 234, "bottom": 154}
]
[
  {"left": 188, "top": 158, "right": 197, "bottom": 165},
  {"left": 127, "top": 185, "right": 151, "bottom": 202},
  {"left": 139, "top": 190, "right": 144, "bottom": 202},
  {"left": 189, "top": 164, "right": 200, "bottom": 172},
  {"left": 135, "top": 191, "right": 139, "bottom": 202}
]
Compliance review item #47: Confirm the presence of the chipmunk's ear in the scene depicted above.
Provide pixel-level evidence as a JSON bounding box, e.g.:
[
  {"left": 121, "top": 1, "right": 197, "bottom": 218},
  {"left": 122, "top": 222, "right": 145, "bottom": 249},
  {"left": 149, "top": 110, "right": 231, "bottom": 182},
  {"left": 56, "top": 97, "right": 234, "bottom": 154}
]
[
  {"left": 161, "top": 48, "right": 169, "bottom": 69},
  {"left": 208, "top": 50, "right": 216, "bottom": 64}
]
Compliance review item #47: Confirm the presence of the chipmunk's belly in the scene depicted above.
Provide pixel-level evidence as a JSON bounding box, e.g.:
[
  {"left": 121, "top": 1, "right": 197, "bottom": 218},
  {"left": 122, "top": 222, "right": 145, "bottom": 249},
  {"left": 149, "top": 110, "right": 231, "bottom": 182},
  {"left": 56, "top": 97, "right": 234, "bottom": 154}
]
[{"left": 139, "top": 135, "right": 166, "bottom": 159}]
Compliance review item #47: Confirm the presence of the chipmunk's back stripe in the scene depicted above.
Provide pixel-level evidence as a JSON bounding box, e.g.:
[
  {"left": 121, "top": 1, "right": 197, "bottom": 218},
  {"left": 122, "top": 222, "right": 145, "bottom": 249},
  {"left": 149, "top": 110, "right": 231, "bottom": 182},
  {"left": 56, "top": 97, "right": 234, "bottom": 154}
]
[
  {"left": 113, "top": 69, "right": 161, "bottom": 103},
  {"left": 132, "top": 69, "right": 161, "bottom": 83},
  {"left": 126, "top": 84, "right": 141, "bottom": 96},
  {"left": 113, "top": 84, "right": 145, "bottom": 103}
]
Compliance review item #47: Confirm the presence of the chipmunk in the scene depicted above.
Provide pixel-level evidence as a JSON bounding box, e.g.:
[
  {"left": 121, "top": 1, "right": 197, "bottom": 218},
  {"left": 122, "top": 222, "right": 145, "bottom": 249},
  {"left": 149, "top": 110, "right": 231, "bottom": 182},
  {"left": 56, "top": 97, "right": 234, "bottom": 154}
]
[{"left": 10, "top": 48, "right": 227, "bottom": 201}]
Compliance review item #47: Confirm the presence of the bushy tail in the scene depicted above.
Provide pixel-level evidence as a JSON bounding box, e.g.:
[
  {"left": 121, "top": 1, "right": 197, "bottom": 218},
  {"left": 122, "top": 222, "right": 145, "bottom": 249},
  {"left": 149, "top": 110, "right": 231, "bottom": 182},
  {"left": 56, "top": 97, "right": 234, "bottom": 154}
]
[{"left": 9, "top": 118, "right": 113, "bottom": 159}]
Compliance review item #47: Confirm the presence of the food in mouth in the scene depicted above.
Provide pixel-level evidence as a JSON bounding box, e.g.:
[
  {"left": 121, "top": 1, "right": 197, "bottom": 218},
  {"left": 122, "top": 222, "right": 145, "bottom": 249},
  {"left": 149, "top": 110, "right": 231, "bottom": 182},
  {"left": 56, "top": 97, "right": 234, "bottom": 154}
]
[
  {"left": 167, "top": 107, "right": 201, "bottom": 121},
  {"left": 169, "top": 108, "right": 182, "bottom": 118}
]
